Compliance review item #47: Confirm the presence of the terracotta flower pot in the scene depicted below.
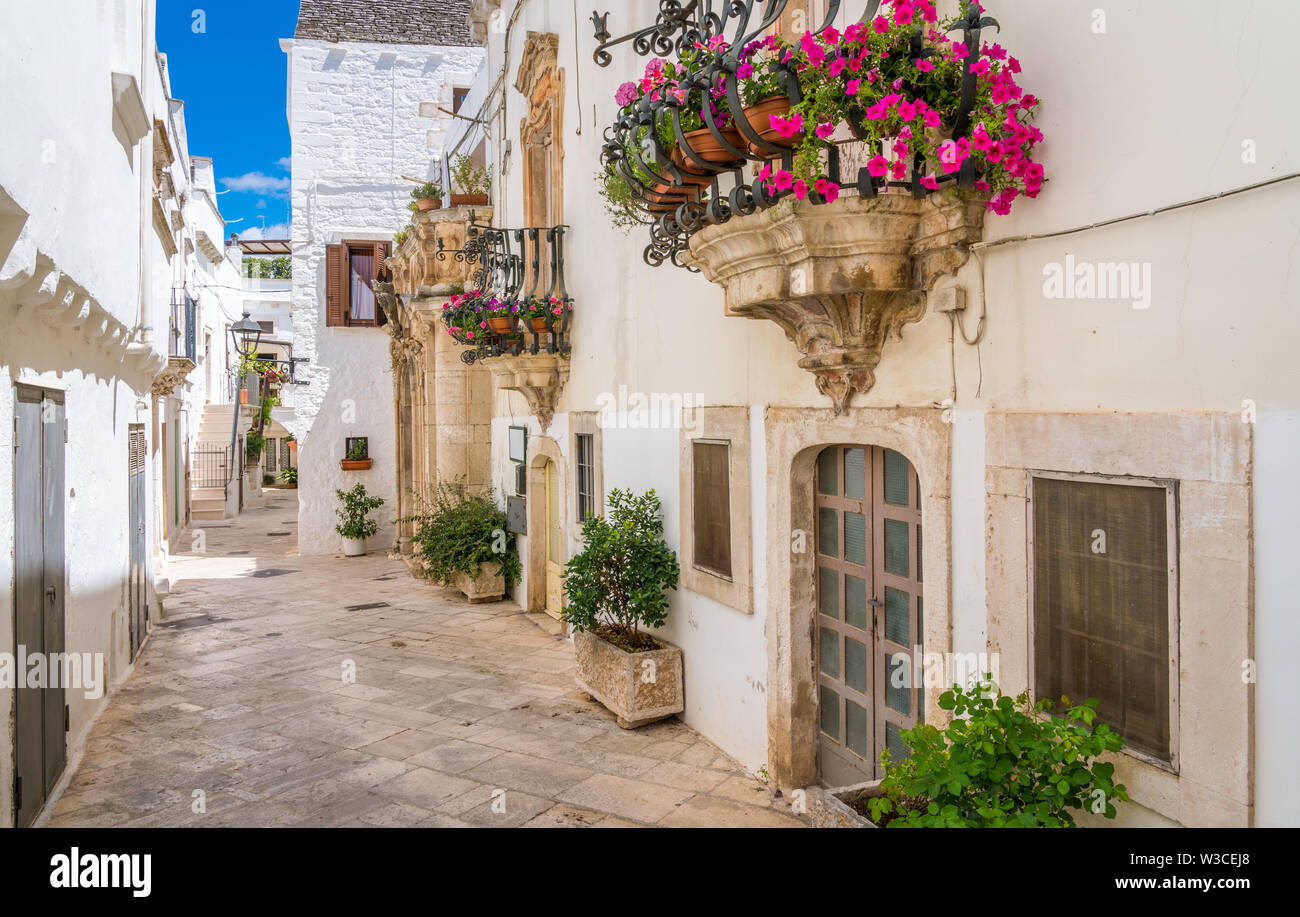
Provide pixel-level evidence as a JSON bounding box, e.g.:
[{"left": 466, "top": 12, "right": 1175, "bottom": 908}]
[
  {"left": 487, "top": 315, "right": 514, "bottom": 334},
  {"left": 529, "top": 316, "right": 552, "bottom": 334},
  {"left": 645, "top": 180, "right": 696, "bottom": 213},
  {"left": 415, "top": 197, "right": 442, "bottom": 212},
  {"left": 670, "top": 147, "right": 716, "bottom": 188},
  {"left": 682, "top": 124, "right": 746, "bottom": 164},
  {"left": 743, "top": 95, "right": 800, "bottom": 156},
  {"left": 449, "top": 193, "right": 489, "bottom": 207}
]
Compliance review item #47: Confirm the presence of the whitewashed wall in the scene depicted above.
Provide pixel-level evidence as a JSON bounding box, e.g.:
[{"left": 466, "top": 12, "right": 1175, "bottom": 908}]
[
  {"left": 284, "top": 36, "right": 483, "bottom": 555},
  {"left": 469, "top": 0, "right": 1300, "bottom": 821}
]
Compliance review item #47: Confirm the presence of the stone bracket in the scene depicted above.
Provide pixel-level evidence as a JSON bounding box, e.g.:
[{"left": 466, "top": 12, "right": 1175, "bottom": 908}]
[
  {"left": 685, "top": 191, "right": 986, "bottom": 412},
  {"left": 487, "top": 352, "right": 569, "bottom": 429}
]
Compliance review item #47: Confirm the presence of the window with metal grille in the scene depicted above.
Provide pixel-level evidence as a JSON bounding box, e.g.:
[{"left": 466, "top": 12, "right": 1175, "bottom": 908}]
[
  {"left": 575, "top": 433, "right": 595, "bottom": 523},
  {"left": 1031, "top": 474, "right": 1177, "bottom": 764},
  {"left": 692, "top": 440, "right": 732, "bottom": 578}
]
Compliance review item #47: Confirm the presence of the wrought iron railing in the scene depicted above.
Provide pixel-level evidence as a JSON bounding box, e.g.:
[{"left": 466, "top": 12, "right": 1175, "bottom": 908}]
[
  {"left": 435, "top": 221, "right": 573, "bottom": 364},
  {"left": 593, "top": 0, "right": 996, "bottom": 269},
  {"left": 193, "top": 445, "right": 232, "bottom": 489}
]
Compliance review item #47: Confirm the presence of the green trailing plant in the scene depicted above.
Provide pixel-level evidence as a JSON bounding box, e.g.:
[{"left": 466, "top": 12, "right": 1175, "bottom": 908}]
[
  {"left": 596, "top": 166, "right": 646, "bottom": 232},
  {"left": 406, "top": 481, "right": 520, "bottom": 586},
  {"left": 334, "top": 483, "right": 384, "bottom": 541},
  {"left": 562, "top": 489, "right": 680, "bottom": 652},
  {"left": 245, "top": 430, "right": 264, "bottom": 462},
  {"left": 345, "top": 440, "right": 368, "bottom": 461},
  {"left": 450, "top": 154, "right": 491, "bottom": 195},
  {"left": 279, "top": 466, "right": 298, "bottom": 485},
  {"left": 866, "top": 678, "right": 1129, "bottom": 827}
]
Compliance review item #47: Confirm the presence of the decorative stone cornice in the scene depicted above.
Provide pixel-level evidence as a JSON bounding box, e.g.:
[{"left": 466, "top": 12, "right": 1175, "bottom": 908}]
[
  {"left": 388, "top": 205, "right": 491, "bottom": 296},
  {"left": 686, "top": 191, "right": 986, "bottom": 413},
  {"left": 487, "top": 352, "right": 568, "bottom": 430},
  {"left": 151, "top": 356, "right": 196, "bottom": 397}
]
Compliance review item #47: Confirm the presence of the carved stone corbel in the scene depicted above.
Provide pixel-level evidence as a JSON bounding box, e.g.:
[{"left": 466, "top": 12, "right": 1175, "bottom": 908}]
[
  {"left": 487, "top": 353, "right": 569, "bottom": 430},
  {"left": 686, "top": 191, "right": 985, "bottom": 413}
]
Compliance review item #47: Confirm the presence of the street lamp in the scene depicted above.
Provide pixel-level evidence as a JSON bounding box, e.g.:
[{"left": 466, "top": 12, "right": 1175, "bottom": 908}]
[{"left": 229, "top": 311, "right": 263, "bottom": 360}]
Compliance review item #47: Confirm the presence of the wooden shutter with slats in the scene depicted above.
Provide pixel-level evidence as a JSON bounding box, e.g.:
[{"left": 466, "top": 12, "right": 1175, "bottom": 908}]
[
  {"left": 326, "top": 243, "right": 347, "bottom": 327},
  {"left": 373, "top": 240, "right": 391, "bottom": 327}
]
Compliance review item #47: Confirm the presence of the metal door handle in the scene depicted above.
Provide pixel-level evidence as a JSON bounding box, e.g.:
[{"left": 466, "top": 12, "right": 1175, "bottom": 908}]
[
  {"left": 868, "top": 598, "right": 884, "bottom": 607},
  {"left": 45, "top": 586, "right": 56, "bottom": 602}
]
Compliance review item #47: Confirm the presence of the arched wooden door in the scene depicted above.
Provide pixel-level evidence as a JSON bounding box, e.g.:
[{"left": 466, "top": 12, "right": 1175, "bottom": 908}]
[{"left": 814, "top": 445, "right": 924, "bottom": 785}]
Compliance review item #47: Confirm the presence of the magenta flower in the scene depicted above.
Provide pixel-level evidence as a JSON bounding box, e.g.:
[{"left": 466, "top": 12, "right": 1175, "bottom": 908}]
[
  {"left": 897, "top": 99, "right": 918, "bottom": 121},
  {"left": 772, "top": 169, "right": 794, "bottom": 191},
  {"left": 770, "top": 112, "right": 803, "bottom": 139},
  {"left": 971, "top": 59, "right": 990, "bottom": 76},
  {"left": 823, "top": 26, "right": 840, "bottom": 45},
  {"left": 920, "top": 175, "right": 940, "bottom": 191},
  {"left": 846, "top": 79, "right": 860, "bottom": 96},
  {"left": 867, "top": 154, "right": 888, "bottom": 177},
  {"left": 923, "top": 109, "right": 942, "bottom": 129},
  {"left": 815, "top": 121, "right": 835, "bottom": 140},
  {"left": 915, "top": 58, "right": 934, "bottom": 73},
  {"left": 615, "top": 82, "right": 637, "bottom": 107},
  {"left": 815, "top": 178, "right": 840, "bottom": 203},
  {"left": 792, "top": 180, "right": 808, "bottom": 200},
  {"left": 872, "top": 15, "right": 889, "bottom": 34}
]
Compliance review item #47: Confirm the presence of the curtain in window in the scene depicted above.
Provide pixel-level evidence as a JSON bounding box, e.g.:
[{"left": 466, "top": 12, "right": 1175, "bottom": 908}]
[{"left": 350, "top": 252, "right": 375, "bottom": 322}]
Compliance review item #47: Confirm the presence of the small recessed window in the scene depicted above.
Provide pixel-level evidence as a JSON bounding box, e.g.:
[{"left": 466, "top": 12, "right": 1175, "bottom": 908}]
[
  {"left": 1032, "top": 474, "right": 1177, "bottom": 764},
  {"left": 575, "top": 433, "right": 595, "bottom": 522},
  {"left": 692, "top": 440, "right": 732, "bottom": 578}
]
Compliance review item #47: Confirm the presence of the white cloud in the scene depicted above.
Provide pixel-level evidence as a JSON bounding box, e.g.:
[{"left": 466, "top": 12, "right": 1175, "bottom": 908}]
[
  {"left": 236, "top": 222, "right": 291, "bottom": 240},
  {"left": 276, "top": 156, "right": 291, "bottom": 171},
  {"left": 220, "top": 171, "right": 290, "bottom": 195},
  {"left": 255, "top": 199, "right": 267, "bottom": 210}
]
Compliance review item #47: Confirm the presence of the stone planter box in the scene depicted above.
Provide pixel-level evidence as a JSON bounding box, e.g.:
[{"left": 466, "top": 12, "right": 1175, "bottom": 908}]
[
  {"left": 805, "top": 780, "right": 883, "bottom": 828},
  {"left": 453, "top": 562, "right": 505, "bottom": 603},
  {"left": 572, "top": 629, "right": 684, "bottom": 729}
]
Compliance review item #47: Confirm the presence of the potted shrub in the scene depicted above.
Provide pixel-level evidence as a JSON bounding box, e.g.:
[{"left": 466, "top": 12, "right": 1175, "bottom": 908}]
[
  {"left": 279, "top": 466, "right": 298, "bottom": 488},
  {"left": 409, "top": 181, "right": 444, "bottom": 212},
  {"left": 483, "top": 296, "right": 518, "bottom": 335},
  {"left": 340, "top": 438, "right": 372, "bottom": 470},
  {"left": 408, "top": 482, "right": 520, "bottom": 602},
  {"left": 524, "top": 294, "right": 569, "bottom": 333},
  {"left": 335, "top": 483, "right": 384, "bottom": 557},
  {"left": 449, "top": 154, "right": 491, "bottom": 207},
  {"left": 813, "top": 678, "right": 1129, "bottom": 827},
  {"left": 562, "top": 489, "right": 683, "bottom": 728}
]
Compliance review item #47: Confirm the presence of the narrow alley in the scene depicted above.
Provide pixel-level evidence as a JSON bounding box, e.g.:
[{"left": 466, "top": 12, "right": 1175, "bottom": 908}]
[{"left": 42, "top": 492, "right": 801, "bottom": 828}]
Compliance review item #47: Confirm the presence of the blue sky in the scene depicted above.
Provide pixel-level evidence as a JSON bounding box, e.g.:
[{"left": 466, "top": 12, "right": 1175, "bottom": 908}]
[{"left": 157, "top": 1, "right": 300, "bottom": 240}]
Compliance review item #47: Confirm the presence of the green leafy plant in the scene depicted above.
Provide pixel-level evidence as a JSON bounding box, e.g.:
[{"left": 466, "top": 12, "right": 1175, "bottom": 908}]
[
  {"left": 450, "top": 154, "right": 491, "bottom": 195},
  {"left": 393, "top": 223, "right": 413, "bottom": 246},
  {"left": 867, "top": 678, "right": 1129, "bottom": 827},
  {"left": 244, "top": 255, "right": 291, "bottom": 279},
  {"left": 596, "top": 166, "right": 646, "bottom": 232},
  {"left": 279, "top": 466, "right": 298, "bottom": 485},
  {"left": 245, "top": 430, "right": 264, "bottom": 462},
  {"left": 406, "top": 481, "right": 520, "bottom": 586},
  {"left": 334, "top": 483, "right": 384, "bottom": 541},
  {"left": 411, "top": 181, "right": 444, "bottom": 201},
  {"left": 345, "top": 440, "right": 368, "bottom": 461},
  {"left": 562, "top": 489, "right": 680, "bottom": 652}
]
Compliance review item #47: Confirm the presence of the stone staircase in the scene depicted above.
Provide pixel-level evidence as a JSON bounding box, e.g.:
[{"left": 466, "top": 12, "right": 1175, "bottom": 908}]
[{"left": 191, "top": 402, "right": 254, "bottom": 521}]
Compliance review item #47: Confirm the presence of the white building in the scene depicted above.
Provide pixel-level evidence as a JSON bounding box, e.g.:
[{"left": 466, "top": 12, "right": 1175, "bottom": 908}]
[
  {"left": 0, "top": 1, "right": 245, "bottom": 826},
  {"left": 281, "top": 0, "right": 484, "bottom": 554},
  {"left": 394, "top": 0, "right": 1298, "bottom": 827}
]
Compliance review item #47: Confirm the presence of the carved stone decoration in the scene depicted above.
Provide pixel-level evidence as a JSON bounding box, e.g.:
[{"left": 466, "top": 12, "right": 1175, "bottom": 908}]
[
  {"left": 151, "top": 356, "right": 196, "bottom": 397},
  {"left": 515, "top": 32, "right": 564, "bottom": 228},
  {"left": 685, "top": 191, "right": 986, "bottom": 413},
  {"left": 487, "top": 353, "right": 569, "bottom": 430}
]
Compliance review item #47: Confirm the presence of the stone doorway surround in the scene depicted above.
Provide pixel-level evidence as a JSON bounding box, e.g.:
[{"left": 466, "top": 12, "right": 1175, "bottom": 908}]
[
  {"left": 762, "top": 406, "right": 952, "bottom": 790},
  {"left": 524, "top": 435, "right": 566, "bottom": 615}
]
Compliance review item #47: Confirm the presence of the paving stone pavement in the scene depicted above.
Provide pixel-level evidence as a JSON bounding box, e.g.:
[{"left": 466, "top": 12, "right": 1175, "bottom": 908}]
[{"left": 44, "top": 491, "right": 804, "bottom": 828}]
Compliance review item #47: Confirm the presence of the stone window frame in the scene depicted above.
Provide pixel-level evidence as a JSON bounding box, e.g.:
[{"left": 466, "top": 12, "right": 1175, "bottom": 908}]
[
  {"left": 985, "top": 411, "right": 1251, "bottom": 827},
  {"left": 514, "top": 32, "right": 564, "bottom": 229},
  {"left": 1026, "top": 469, "right": 1181, "bottom": 774},
  {"left": 569, "top": 411, "right": 604, "bottom": 541},
  {"left": 678, "top": 406, "right": 752, "bottom": 615}
]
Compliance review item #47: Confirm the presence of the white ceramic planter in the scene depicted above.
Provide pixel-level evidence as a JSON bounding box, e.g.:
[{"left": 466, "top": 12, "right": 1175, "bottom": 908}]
[{"left": 342, "top": 537, "right": 367, "bottom": 557}]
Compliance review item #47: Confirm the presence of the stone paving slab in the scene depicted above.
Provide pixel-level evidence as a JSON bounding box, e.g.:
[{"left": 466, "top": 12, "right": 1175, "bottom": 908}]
[{"left": 43, "top": 493, "right": 805, "bottom": 828}]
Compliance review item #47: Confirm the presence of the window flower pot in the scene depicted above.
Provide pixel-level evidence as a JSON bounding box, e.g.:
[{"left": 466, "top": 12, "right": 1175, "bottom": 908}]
[
  {"left": 528, "top": 316, "right": 552, "bottom": 334},
  {"left": 452, "top": 562, "right": 505, "bottom": 603},
  {"left": 415, "top": 197, "right": 442, "bottom": 212},
  {"left": 645, "top": 180, "right": 696, "bottom": 213},
  {"left": 340, "top": 458, "right": 373, "bottom": 470},
  {"left": 449, "top": 193, "right": 489, "bottom": 207},
  {"left": 572, "top": 628, "right": 684, "bottom": 729},
  {"left": 742, "top": 95, "right": 799, "bottom": 156},
  {"left": 487, "top": 315, "right": 515, "bottom": 334},
  {"left": 682, "top": 124, "right": 745, "bottom": 165},
  {"left": 670, "top": 148, "right": 717, "bottom": 188},
  {"left": 343, "top": 536, "right": 367, "bottom": 557}
]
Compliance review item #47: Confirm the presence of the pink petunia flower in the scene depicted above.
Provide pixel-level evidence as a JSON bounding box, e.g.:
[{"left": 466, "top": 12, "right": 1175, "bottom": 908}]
[
  {"left": 815, "top": 178, "right": 840, "bottom": 203},
  {"left": 815, "top": 121, "right": 835, "bottom": 140},
  {"left": 915, "top": 58, "right": 934, "bottom": 73},
  {"left": 872, "top": 15, "right": 890, "bottom": 34},
  {"left": 867, "top": 154, "right": 888, "bottom": 177},
  {"left": 792, "top": 180, "right": 808, "bottom": 200},
  {"left": 846, "top": 79, "right": 860, "bottom": 96}
]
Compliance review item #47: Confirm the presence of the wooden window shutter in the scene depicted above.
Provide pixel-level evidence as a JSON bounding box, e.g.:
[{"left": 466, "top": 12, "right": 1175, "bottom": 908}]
[
  {"left": 325, "top": 243, "right": 348, "bottom": 327},
  {"left": 373, "top": 241, "right": 391, "bottom": 327}
]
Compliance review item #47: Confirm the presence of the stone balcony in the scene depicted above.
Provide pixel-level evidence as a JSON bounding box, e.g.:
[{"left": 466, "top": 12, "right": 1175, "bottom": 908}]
[{"left": 685, "top": 190, "right": 986, "bottom": 413}]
